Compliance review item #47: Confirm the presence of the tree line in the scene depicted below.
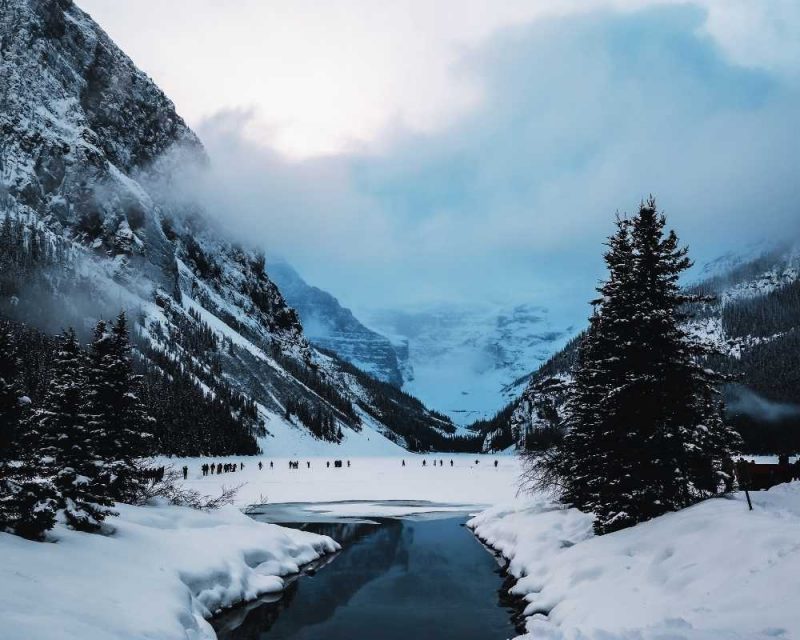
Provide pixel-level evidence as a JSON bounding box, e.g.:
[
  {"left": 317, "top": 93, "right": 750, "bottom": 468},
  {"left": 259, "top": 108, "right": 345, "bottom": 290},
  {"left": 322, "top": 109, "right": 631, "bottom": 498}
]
[
  {"left": 721, "top": 277, "right": 800, "bottom": 341},
  {"left": 142, "top": 302, "right": 264, "bottom": 456},
  {"left": 270, "top": 345, "right": 360, "bottom": 423},
  {"left": 138, "top": 348, "right": 262, "bottom": 456},
  {"left": 284, "top": 396, "right": 343, "bottom": 442},
  {"left": 0, "top": 313, "right": 152, "bottom": 539}
]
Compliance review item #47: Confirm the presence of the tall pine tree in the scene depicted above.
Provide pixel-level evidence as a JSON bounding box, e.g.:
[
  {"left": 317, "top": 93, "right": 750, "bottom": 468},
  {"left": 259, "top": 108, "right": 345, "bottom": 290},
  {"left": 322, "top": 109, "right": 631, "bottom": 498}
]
[
  {"left": 35, "top": 329, "right": 114, "bottom": 532},
  {"left": 0, "top": 322, "right": 57, "bottom": 539},
  {"left": 566, "top": 217, "right": 639, "bottom": 513},
  {"left": 87, "top": 313, "right": 154, "bottom": 502},
  {"left": 555, "top": 199, "right": 739, "bottom": 534}
]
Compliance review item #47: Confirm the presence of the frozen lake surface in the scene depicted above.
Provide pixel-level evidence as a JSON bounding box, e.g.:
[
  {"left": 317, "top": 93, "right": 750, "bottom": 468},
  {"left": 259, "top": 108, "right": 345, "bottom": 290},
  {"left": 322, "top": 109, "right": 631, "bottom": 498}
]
[{"left": 172, "top": 454, "right": 522, "bottom": 509}]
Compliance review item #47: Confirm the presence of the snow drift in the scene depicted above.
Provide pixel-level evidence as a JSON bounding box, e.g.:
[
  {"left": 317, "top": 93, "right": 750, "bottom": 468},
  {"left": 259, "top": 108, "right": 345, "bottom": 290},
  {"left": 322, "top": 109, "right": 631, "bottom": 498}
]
[
  {"left": 469, "top": 482, "right": 800, "bottom": 640},
  {"left": 0, "top": 501, "right": 339, "bottom": 640}
]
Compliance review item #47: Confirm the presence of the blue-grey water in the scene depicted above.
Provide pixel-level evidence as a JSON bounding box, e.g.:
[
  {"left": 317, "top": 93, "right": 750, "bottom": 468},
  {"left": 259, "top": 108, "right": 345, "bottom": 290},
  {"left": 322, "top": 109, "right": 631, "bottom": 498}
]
[{"left": 212, "top": 514, "right": 520, "bottom": 640}]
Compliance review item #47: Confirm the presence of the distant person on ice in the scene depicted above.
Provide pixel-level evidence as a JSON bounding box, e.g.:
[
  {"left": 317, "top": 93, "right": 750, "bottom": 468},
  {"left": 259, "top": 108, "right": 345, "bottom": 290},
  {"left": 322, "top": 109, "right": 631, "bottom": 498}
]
[
  {"left": 258, "top": 461, "right": 263, "bottom": 470},
  {"left": 182, "top": 465, "right": 188, "bottom": 480}
]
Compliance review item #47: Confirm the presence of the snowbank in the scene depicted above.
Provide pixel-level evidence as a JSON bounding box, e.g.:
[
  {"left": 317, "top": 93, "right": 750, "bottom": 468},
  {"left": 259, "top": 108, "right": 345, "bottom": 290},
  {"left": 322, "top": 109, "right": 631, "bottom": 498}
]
[
  {"left": 469, "top": 484, "right": 800, "bottom": 640},
  {"left": 0, "top": 502, "right": 339, "bottom": 640}
]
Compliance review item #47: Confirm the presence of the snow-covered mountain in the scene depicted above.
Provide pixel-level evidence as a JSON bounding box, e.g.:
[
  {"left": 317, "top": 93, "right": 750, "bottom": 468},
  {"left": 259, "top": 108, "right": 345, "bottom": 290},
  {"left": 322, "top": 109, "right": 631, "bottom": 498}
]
[
  {"left": 259, "top": 261, "right": 576, "bottom": 427},
  {"left": 0, "top": 0, "right": 459, "bottom": 455},
  {"left": 364, "top": 303, "right": 575, "bottom": 425},
  {"left": 267, "top": 262, "right": 404, "bottom": 387},
  {"left": 488, "top": 243, "right": 800, "bottom": 452}
]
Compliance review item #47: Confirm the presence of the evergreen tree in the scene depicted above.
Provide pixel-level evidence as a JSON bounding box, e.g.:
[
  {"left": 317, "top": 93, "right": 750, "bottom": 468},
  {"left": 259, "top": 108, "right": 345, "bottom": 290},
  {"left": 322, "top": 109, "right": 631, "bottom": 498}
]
[
  {"left": 582, "top": 215, "right": 645, "bottom": 528},
  {"left": 87, "top": 313, "right": 154, "bottom": 503},
  {"left": 0, "top": 322, "right": 22, "bottom": 459},
  {"left": 604, "top": 200, "right": 738, "bottom": 532},
  {"left": 35, "top": 329, "right": 114, "bottom": 532},
  {"left": 531, "top": 218, "right": 636, "bottom": 512},
  {"left": 542, "top": 199, "right": 739, "bottom": 534},
  {"left": 0, "top": 322, "right": 57, "bottom": 539}
]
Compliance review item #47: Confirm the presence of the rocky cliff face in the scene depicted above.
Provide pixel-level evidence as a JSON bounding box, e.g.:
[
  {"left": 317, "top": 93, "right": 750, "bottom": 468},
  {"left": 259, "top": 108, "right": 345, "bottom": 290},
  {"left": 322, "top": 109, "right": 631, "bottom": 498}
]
[
  {"left": 0, "top": 0, "right": 455, "bottom": 453},
  {"left": 268, "top": 262, "right": 404, "bottom": 386},
  {"left": 0, "top": 0, "right": 306, "bottom": 363},
  {"left": 0, "top": 0, "right": 202, "bottom": 289}
]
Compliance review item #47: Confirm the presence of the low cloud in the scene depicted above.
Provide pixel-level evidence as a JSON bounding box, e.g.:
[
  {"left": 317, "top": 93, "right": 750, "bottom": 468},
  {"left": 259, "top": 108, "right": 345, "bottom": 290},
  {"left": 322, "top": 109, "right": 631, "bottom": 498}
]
[
  {"left": 160, "top": 4, "right": 799, "bottom": 325},
  {"left": 727, "top": 386, "right": 800, "bottom": 423}
]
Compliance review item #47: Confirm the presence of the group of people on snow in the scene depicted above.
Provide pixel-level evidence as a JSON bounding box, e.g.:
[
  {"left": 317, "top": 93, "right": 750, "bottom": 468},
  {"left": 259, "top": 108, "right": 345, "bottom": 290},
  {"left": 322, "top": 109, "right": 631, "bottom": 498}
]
[
  {"left": 414, "top": 459, "right": 499, "bottom": 468},
  {"left": 198, "top": 462, "right": 244, "bottom": 477},
  {"left": 184, "top": 457, "right": 499, "bottom": 480}
]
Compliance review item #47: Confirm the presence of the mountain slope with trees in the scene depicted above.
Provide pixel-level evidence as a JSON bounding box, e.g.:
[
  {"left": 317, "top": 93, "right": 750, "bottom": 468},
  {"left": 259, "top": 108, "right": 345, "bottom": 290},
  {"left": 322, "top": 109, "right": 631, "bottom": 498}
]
[
  {"left": 480, "top": 240, "right": 800, "bottom": 455},
  {"left": 0, "top": 0, "right": 457, "bottom": 455}
]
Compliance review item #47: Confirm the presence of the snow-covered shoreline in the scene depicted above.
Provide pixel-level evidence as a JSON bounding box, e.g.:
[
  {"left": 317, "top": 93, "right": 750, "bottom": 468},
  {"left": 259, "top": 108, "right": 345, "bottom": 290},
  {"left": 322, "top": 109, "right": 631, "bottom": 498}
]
[
  {"left": 0, "top": 501, "right": 339, "bottom": 640},
  {"left": 6, "top": 457, "right": 797, "bottom": 640},
  {"left": 0, "top": 454, "right": 521, "bottom": 640},
  {"left": 468, "top": 484, "right": 800, "bottom": 640}
]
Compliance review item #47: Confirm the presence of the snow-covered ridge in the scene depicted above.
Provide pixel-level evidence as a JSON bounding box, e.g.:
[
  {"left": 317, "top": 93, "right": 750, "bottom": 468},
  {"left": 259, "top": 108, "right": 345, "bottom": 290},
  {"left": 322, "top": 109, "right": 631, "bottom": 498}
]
[
  {"left": 720, "top": 266, "right": 799, "bottom": 306},
  {"left": 683, "top": 316, "right": 785, "bottom": 360},
  {"left": 683, "top": 248, "right": 799, "bottom": 357},
  {"left": 0, "top": 502, "right": 339, "bottom": 640}
]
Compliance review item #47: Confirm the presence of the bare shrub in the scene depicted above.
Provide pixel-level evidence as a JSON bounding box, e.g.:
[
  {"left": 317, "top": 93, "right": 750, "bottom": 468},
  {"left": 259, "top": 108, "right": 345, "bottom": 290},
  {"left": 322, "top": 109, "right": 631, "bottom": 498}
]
[
  {"left": 517, "top": 447, "right": 566, "bottom": 498},
  {"left": 133, "top": 464, "right": 243, "bottom": 510}
]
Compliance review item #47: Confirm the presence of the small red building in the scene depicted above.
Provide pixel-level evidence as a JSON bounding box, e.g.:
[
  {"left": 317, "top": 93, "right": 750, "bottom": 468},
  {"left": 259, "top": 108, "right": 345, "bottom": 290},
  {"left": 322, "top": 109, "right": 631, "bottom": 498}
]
[{"left": 735, "top": 456, "right": 798, "bottom": 491}]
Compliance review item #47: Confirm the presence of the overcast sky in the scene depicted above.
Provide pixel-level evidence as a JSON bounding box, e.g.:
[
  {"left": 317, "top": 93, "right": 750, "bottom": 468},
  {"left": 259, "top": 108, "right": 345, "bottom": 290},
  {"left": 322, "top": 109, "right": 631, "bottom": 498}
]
[{"left": 79, "top": 0, "right": 800, "bottom": 325}]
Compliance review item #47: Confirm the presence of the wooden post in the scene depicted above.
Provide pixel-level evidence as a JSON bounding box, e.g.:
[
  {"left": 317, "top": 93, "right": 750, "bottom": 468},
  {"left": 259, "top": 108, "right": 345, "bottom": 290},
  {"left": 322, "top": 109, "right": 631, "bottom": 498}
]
[{"left": 736, "top": 458, "right": 753, "bottom": 511}]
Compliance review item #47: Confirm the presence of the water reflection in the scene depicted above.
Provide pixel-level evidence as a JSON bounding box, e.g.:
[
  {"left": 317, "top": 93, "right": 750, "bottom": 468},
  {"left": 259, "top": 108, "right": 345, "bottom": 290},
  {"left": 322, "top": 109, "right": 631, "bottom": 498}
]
[{"left": 212, "top": 516, "right": 520, "bottom": 640}]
